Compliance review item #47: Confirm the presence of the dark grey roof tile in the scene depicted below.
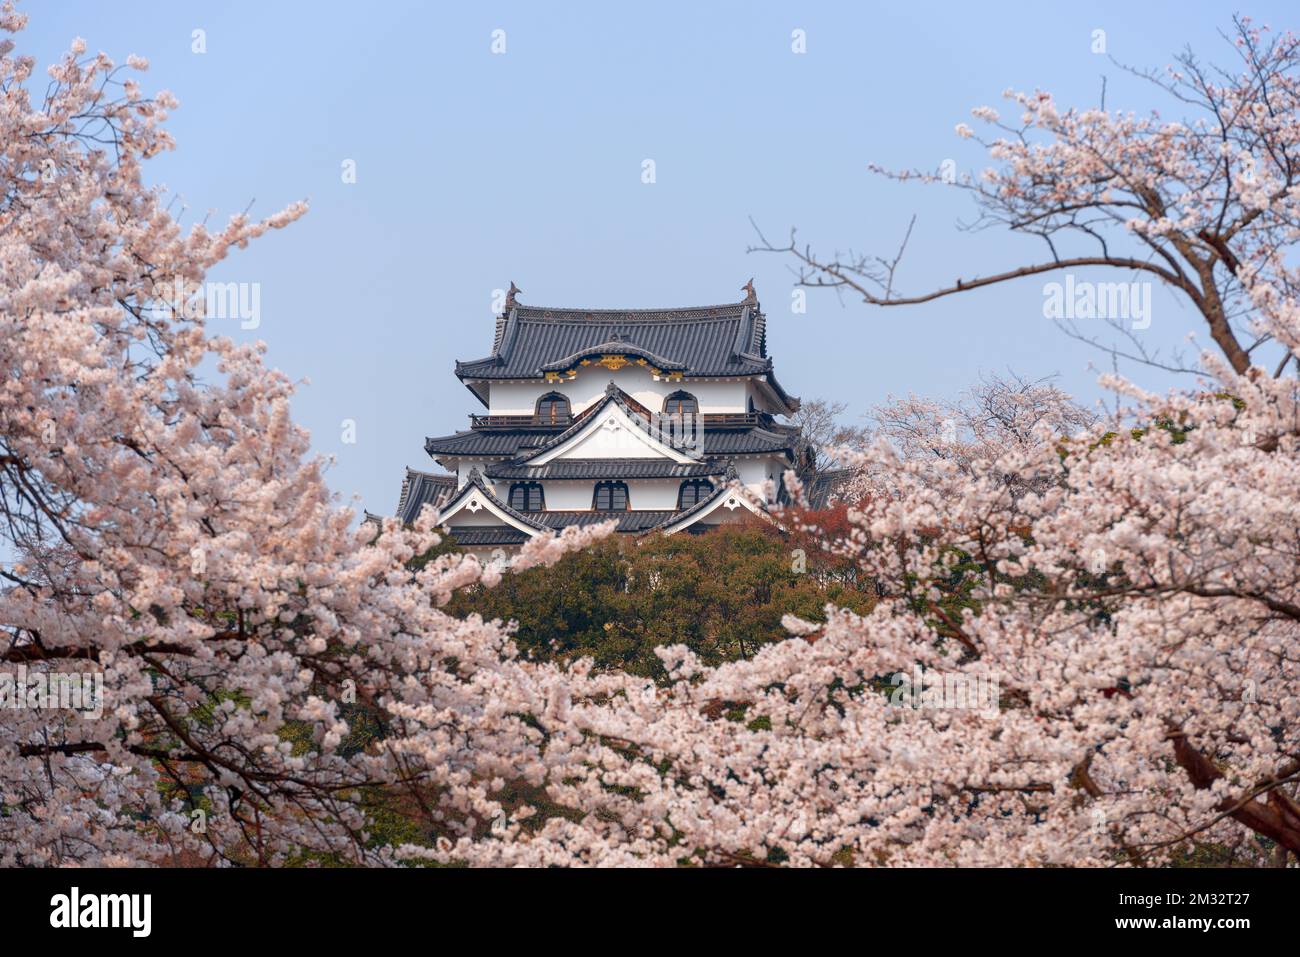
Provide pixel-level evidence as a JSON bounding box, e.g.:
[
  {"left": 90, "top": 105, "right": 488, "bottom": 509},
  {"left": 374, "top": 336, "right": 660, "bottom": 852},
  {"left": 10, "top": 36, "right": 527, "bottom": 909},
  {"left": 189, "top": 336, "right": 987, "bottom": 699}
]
[
  {"left": 803, "top": 468, "right": 856, "bottom": 509},
  {"left": 425, "top": 424, "right": 795, "bottom": 459},
  {"left": 395, "top": 468, "right": 458, "bottom": 524},
  {"left": 539, "top": 339, "right": 687, "bottom": 374},
  {"left": 702, "top": 427, "right": 798, "bottom": 455},
  {"left": 485, "top": 458, "right": 725, "bottom": 480},
  {"left": 425, "top": 428, "right": 561, "bottom": 457},
  {"left": 456, "top": 300, "right": 771, "bottom": 381},
  {"left": 445, "top": 526, "right": 531, "bottom": 546},
  {"left": 533, "top": 510, "right": 681, "bottom": 532}
]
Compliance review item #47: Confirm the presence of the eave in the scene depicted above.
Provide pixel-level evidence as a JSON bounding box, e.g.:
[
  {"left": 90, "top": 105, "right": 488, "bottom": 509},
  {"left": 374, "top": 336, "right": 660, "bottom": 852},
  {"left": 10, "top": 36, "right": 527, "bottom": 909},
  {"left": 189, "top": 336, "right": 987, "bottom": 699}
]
[
  {"left": 657, "top": 476, "right": 778, "bottom": 535},
  {"left": 435, "top": 468, "right": 549, "bottom": 536}
]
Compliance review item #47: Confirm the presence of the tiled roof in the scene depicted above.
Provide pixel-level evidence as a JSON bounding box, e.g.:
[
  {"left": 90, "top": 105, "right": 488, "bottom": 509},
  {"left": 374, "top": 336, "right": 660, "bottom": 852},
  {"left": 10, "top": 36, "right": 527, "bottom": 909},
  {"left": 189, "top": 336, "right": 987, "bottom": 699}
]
[
  {"left": 395, "top": 468, "right": 458, "bottom": 524},
  {"left": 442, "top": 509, "right": 731, "bottom": 539},
  {"left": 533, "top": 510, "right": 683, "bottom": 532},
  {"left": 803, "top": 468, "right": 856, "bottom": 509},
  {"left": 418, "top": 462, "right": 771, "bottom": 539},
  {"left": 485, "top": 458, "right": 725, "bottom": 480},
  {"left": 455, "top": 299, "right": 773, "bottom": 382},
  {"left": 701, "top": 425, "right": 801, "bottom": 455},
  {"left": 539, "top": 340, "right": 687, "bottom": 374},
  {"left": 444, "top": 525, "right": 531, "bottom": 546},
  {"left": 426, "top": 424, "right": 797, "bottom": 459},
  {"left": 424, "top": 428, "right": 560, "bottom": 457},
  {"left": 428, "top": 383, "right": 799, "bottom": 462}
]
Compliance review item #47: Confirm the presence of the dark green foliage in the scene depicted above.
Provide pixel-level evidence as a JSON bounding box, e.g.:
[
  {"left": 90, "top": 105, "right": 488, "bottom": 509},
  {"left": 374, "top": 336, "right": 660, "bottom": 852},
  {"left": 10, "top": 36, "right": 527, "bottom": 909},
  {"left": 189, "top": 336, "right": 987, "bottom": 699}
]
[{"left": 443, "top": 523, "right": 874, "bottom": 679}]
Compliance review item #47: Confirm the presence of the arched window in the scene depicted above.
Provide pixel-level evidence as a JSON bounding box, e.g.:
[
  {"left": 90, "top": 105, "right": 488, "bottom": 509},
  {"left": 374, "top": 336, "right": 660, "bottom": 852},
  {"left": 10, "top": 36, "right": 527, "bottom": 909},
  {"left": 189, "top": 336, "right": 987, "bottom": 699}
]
[
  {"left": 662, "top": 391, "right": 698, "bottom": 416},
  {"left": 677, "top": 479, "right": 714, "bottom": 509},
  {"left": 535, "top": 392, "right": 571, "bottom": 425},
  {"left": 508, "top": 482, "right": 545, "bottom": 511},
  {"left": 592, "top": 481, "right": 629, "bottom": 512}
]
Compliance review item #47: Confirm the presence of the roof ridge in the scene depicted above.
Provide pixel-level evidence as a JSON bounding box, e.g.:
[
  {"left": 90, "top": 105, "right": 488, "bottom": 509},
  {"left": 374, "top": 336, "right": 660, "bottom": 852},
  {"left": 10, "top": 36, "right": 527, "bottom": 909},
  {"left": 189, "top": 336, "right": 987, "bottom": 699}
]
[
  {"left": 539, "top": 339, "right": 687, "bottom": 374},
  {"left": 514, "top": 299, "right": 748, "bottom": 317},
  {"left": 396, "top": 467, "right": 459, "bottom": 523},
  {"left": 404, "top": 466, "right": 457, "bottom": 481}
]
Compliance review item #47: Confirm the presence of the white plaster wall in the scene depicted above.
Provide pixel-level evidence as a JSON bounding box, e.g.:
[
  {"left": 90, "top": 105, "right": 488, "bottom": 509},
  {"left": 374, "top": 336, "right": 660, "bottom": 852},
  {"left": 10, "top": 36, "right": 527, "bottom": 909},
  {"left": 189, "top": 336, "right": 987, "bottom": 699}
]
[
  {"left": 552, "top": 418, "right": 670, "bottom": 459},
  {"left": 493, "top": 462, "right": 783, "bottom": 510},
  {"left": 695, "top": 504, "right": 757, "bottom": 528},
  {"left": 737, "top": 457, "right": 783, "bottom": 500},
  {"left": 450, "top": 447, "right": 784, "bottom": 502},
  {"left": 484, "top": 477, "right": 681, "bottom": 510},
  {"left": 531, "top": 478, "right": 683, "bottom": 510},
  {"left": 441, "top": 457, "right": 512, "bottom": 488},
  {"left": 745, "top": 379, "right": 789, "bottom": 415},
  {"left": 720, "top": 454, "right": 793, "bottom": 502},
  {"left": 495, "top": 472, "right": 778, "bottom": 512},
  {"left": 531, "top": 404, "right": 695, "bottom": 463},
  {"left": 736, "top": 458, "right": 766, "bottom": 487},
  {"left": 487, "top": 368, "right": 748, "bottom": 415},
  {"left": 446, "top": 505, "right": 511, "bottom": 527}
]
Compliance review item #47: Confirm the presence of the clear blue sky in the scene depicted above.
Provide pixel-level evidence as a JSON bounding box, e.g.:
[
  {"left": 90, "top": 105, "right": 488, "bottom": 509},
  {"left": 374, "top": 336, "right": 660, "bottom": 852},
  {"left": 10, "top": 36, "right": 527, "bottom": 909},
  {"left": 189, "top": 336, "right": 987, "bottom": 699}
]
[{"left": 18, "top": 1, "right": 1294, "bottom": 514}]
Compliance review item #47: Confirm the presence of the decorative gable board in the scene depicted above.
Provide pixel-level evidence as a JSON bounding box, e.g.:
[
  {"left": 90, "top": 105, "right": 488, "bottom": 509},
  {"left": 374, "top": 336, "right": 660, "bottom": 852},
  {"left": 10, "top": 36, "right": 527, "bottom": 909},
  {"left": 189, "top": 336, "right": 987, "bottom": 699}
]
[
  {"left": 528, "top": 402, "right": 698, "bottom": 465},
  {"left": 437, "top": 483, "right": 541, "bottom": 535},
  {"left": 660, "top": 481, "right": 775, "bottom": 535}
]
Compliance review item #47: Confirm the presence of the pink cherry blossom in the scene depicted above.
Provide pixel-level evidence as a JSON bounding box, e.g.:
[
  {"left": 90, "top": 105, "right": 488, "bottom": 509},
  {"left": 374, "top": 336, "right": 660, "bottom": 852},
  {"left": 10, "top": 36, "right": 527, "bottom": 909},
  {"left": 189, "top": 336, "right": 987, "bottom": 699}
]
[{"left": 4, "top": 6, "right": 1299, "bottom": 868}]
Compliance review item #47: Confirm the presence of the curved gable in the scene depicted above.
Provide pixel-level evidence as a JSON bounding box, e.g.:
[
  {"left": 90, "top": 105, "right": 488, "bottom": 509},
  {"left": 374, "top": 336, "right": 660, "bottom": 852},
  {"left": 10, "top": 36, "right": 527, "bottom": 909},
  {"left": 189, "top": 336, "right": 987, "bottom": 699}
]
[
  {"left": 436, "top": 471, "right": 547, "bottom": 536},
  {"left": 520, "top": 384, "right": 702, "bottom": 466}
]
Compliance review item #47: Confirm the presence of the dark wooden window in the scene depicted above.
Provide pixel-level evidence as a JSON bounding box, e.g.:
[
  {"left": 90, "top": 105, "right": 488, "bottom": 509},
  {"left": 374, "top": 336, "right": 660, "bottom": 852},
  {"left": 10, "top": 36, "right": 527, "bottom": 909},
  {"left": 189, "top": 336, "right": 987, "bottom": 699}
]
[
  {"left": 677, "top": 479, "right": 714, "bottom": 509},
  {"left": 662, "top": 391, "right": 698, "bottom": 416},
  {"left": 592, "top": 481, "right": 629, "bottom": 511},
  {"left": 535, "top": 392, "right": 571, "bottom": 424},
  {"left": 508, "top": 482, "right": 545, "bottom": 511}
]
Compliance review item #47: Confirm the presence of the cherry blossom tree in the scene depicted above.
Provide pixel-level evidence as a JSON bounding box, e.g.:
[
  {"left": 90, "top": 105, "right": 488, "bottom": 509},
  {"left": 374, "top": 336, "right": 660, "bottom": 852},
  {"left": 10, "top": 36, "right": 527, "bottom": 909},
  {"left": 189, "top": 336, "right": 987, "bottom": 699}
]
[
  {"left": 447, "top": 17, "right": 1300, "bottom": 866},
  {"left": 5, "top": 4, "right": 1300, "bottom": 868},
  {"left": 715, "top": 16, "right": 1300, "bottom": 865},
  {"left": 842, "top": 372, "right": 1097, "bottom": 500},
  {"left": 0, "top": 5, "right": 613, "bottom": 866},
  {"left": 754, "top": 16, "right": 1300, "bottom": 381}
]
